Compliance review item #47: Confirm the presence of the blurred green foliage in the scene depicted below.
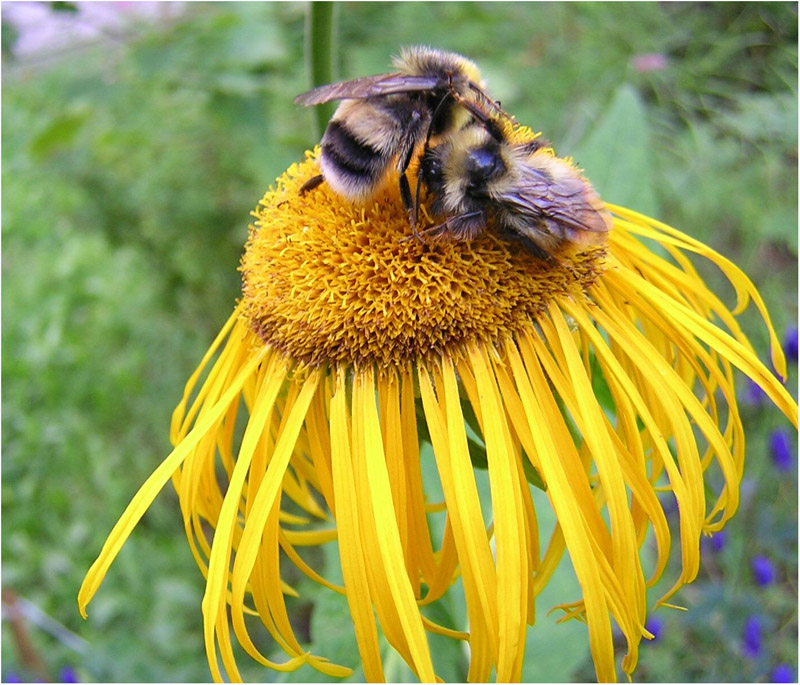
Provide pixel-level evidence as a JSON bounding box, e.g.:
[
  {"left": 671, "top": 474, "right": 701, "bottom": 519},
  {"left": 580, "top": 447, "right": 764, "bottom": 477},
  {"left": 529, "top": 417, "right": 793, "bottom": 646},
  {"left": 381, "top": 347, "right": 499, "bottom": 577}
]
[{"left": 2, "top": 2, "right": 796, "bottom": 683}]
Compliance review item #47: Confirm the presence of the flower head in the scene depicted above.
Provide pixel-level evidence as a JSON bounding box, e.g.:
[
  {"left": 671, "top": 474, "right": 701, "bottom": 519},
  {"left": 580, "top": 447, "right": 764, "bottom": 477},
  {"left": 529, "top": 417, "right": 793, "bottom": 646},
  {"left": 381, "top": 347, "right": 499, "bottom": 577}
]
[
  {"left": 742, "top": 615, "right": 763, "bottom": 659},
  {"left": 644, "top": 615, "right": 664, "bottom": 643},
  {"left": 784, "top": 325, "right": 798, "bottom": 363},
  {"left": 750, "top": 555, "right": 776, "bottom": 586},
  {"left": 771, "top": 428, "right": 795, "bottom": 472},
  {"left": 58, "top": 666, "right": 79, "bottom": 684},
  {"left": 743, "top": 377, "right": 767, "bottom": 407},
  {"left": 701, "top": 529, "right": 728, "bottom": 555},
  {"left": 772, "top": 663, "right": 795, "bottom": 683},
  {"left": 79, "top": 144, "right": 797, "bottom": 683}
]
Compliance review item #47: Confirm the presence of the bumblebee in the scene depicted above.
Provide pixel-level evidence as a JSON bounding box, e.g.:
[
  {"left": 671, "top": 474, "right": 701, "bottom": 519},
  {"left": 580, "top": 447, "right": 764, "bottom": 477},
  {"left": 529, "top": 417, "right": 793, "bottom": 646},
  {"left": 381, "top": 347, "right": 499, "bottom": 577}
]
[
  {"left": 417, "top": 100, "right": 612, "bottom": 258},
  {"left": 294, "top": 46, "right": 502, "bottom": 229}
]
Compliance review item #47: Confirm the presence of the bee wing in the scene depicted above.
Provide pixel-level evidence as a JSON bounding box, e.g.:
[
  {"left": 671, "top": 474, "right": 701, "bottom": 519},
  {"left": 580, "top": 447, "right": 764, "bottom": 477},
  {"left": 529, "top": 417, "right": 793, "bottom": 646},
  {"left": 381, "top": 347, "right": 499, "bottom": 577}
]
[
  {"left": 294, "top": 73, "right": 444, "bottom": 106},
  {"left": 507, "top": 164, "right": 611, "bottom": 237}
]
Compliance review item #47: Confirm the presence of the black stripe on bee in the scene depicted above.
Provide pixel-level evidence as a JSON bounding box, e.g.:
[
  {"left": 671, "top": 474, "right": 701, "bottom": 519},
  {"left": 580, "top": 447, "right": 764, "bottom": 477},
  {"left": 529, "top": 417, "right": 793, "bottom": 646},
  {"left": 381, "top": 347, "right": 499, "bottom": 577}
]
[{"left": 321, "top": 121, "right": 387, "bottom": 176}]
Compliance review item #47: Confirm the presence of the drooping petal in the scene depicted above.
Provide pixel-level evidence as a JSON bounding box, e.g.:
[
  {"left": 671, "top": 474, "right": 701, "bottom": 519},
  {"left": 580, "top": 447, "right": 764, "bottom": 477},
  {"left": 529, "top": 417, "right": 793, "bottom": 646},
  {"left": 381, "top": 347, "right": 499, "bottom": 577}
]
[
  {"left": 465, "top": 341, "right": 529, "bottom": 682},
  {"left": 330, "top": 367, "right": 385, "bottom": 682},
  {"left": 610, "top": 204, "right": 788, "bottom": 381},
  {"left": 78, "top": 343, "right": 269, "bottom": 619},
  {"left": 418, "top": 356, "right": 499, "bottom": 680},
  {"left": 353, "top": 366, "right": 437, "bottom": 682},
  {"left": 507, "top": 333, "right": 617, "bottom": 682},
  {"left": 202, "top": 354, "right": 301, "bottom": 682}
]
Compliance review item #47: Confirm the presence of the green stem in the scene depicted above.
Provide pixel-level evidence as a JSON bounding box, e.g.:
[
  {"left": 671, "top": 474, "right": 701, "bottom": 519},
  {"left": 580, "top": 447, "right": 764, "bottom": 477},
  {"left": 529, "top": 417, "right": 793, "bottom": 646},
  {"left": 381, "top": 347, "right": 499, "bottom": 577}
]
[{"left": 305, "top": 1, "right": 338, "bottom": 139}]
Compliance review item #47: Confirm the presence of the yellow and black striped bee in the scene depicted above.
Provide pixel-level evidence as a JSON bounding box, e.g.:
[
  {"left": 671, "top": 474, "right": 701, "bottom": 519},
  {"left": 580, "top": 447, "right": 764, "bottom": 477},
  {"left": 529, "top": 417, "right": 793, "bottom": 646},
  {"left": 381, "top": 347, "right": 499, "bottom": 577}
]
[
  {"left": 417, "top": 98, "right": 612, "bottom": 258},
  {"left": 294, "top": 46, "right": 502, "bottom": 231}
]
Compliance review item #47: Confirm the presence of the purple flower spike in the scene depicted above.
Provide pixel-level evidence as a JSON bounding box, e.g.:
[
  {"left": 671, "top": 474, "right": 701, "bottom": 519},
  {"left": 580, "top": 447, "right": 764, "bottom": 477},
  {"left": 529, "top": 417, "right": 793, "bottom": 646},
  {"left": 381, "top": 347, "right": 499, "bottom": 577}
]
[
  {"left": 742, "top": 615, "right": 762, "bottom": 659},
  {"left": 645, "top": 615, "right": 664, "bottom": 642},
  {"left": 659, "top": 492, "right": 678, "bottom": 519},
  {"left": 750, "top": 555, "right": 776, "bottom": 586},
  {"left": 59, "top": 666, "right": 80, "bottom": 683},
  {"left": 743, "top": 378, "right": 767, "bottom": 406},
  {"left": 784, "top": 326, "right": 798, "bottom": 363},
  {"left": 771, "top": 663, "right": 795, "bottom": 683},
  {"left": 712, "top": 530, "right": 728, "bottom": 551},
  {"left": 771, "top": 428, "right": 794, "bottom": 473},
  {"left": 701, "top": 530, "right": 728, "bottom": 557}
]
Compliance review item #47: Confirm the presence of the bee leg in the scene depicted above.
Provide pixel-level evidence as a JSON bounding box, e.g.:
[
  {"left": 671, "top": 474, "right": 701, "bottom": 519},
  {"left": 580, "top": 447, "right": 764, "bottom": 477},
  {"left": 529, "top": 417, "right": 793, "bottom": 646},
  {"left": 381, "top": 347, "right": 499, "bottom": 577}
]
[
  {"left": 298, "top": 174, "right": 325, "bottom": 196},
  {"left": 448, "top": 86, "right": 505, "bottom": 142},
  {"left": 497, "top": 228, "right": 554, "bottom": 261},
  {"left": 395, "top": 126, "right": 426, "bottom": 241},
  {"left": 518, "top": 138, "right": 552, "bottom": 155},
  {"left": 420, "top": 211, "right": 485, "bottom": 241},
  {"left": 398, "top": 172, "right": 423, "bottom": 242}
]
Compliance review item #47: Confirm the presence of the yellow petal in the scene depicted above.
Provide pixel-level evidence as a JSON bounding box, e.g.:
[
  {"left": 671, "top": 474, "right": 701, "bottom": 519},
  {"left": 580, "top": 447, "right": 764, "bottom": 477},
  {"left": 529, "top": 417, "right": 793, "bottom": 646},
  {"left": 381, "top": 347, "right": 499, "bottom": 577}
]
[
  {"left": 228, "top": 370, "right": 321, "bottom": 668},
  {"left": 330, "top": 367, "right": 385, "bottom": 683},
  {"left": 610, "top": 203, "right": 788, "bottom": 380},
  {"left": 508, "top": 332, "right": 617, "bottom": 682},
  {"left": 78, "top": 346, "right": 269, "bottom": 620},
  {"left": 467, "top": 342, "right": 529, "bottom": 682},
  {"left": 418, "top": 357, "right": 499, "bottom": 678},
  {"left": 354, "top": 367, "right": 437, "bottom": 682}
]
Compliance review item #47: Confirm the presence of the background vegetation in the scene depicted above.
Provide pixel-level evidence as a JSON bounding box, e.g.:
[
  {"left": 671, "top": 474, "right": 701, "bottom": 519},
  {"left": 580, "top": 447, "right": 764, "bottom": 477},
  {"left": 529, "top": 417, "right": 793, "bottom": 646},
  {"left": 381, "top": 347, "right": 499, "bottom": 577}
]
[{"left": 2, "top": 2, "right": 797, "bottom": 682}]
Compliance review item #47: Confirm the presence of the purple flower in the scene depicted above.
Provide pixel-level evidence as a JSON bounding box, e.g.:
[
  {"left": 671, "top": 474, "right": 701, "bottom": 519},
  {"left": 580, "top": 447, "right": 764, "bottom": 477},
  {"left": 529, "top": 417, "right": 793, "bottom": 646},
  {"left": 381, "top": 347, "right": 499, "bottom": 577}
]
[
  {"left": 701, "top": 530, "right": 728, "bottom": 555},
  {"left": 771, "top": 663, "right": 795, "bottom": 683},
  {"left": 3, "top": 673, "right": 21, "bottom": 683},
  {"left": 750, "top": 555, "right": 776, "bottom": 586},
  {"left": 784, "top": 326, "right": 798, "bottom": 363},
  {"left": 771, "top": 428, "right": 794, "bottom": 472},
  {"left": 743, "top": 378, "right": 767, "bottom": 406},
  {"left": 659, "top": 491, "right": 678, "bottom": 519},
  {"left": 59, "top": 666, "right": 80, "bottom": 683},
  {"left": 645, "top": 615, "right": 664, "bottom": 642},
  {"left": 742, "top": 615, "right": 762, "bottom": 659},
  {"left": 711, "top": 530, "right": 728, "bottom": 551}
]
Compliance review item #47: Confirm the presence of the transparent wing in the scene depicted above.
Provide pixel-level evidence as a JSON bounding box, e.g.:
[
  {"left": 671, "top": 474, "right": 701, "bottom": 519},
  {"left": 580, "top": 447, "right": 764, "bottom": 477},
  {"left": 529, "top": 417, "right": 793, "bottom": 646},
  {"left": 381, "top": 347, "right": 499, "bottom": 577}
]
[{"left": 294, "top": 73, "right": 444, "bottom": 106}]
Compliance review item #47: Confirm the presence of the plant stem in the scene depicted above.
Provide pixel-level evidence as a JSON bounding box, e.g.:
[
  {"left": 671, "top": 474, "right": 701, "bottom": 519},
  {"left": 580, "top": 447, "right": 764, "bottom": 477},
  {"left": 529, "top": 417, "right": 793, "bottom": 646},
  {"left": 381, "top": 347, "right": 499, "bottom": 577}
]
[{"left": 305, "top": 2, "right": 338, "bottom": 139}]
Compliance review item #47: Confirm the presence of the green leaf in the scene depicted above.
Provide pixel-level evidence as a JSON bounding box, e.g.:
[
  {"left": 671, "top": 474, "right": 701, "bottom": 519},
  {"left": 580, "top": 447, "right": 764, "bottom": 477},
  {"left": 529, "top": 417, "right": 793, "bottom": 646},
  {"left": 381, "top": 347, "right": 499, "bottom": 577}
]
[
  {"left": 277, "top": 541, "right": 362, "bottom": 683},
  {"left": 420, "top": 585, "right": 469, "bottom": 681},
  {"left": 760, "top": 205, "right": 799, "bottom": 253},
  {"left": 715, "top": 92, "right": 798, "bottom": 147},
  {"left": 29, "top": 105, "right": 91, "bottom": 160},
  {"left": 571, "top": 84, "right": 658, "bottom": 217}
]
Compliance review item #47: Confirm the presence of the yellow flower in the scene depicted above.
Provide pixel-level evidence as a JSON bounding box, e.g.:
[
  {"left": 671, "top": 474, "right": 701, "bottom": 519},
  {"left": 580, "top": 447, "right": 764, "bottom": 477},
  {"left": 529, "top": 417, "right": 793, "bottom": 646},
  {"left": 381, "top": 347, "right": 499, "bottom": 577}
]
[{"left": 79, "top": 146, "right": 797, "bottom": 683}]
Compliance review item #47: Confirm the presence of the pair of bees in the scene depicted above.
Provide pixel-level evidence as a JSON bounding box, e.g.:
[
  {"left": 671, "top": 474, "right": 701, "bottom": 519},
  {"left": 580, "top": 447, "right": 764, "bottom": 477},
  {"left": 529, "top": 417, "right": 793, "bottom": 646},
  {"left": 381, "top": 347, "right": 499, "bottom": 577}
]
[{"left": 295, "top": 46, "right": 612, "bottom": 258}]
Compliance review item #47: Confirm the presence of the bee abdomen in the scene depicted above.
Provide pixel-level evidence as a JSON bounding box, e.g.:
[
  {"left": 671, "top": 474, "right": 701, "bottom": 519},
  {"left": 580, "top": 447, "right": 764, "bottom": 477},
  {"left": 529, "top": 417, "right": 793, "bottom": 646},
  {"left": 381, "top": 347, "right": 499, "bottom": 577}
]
[{"left": 320, "top": 120, "right": 388, "bottom": 198}]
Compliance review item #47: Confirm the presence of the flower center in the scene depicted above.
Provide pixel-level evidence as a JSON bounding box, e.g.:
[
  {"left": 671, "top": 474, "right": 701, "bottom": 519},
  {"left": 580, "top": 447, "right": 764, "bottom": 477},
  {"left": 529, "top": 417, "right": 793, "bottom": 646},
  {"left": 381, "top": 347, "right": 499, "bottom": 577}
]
[{"left": 240, "top": 151, "right": 607, "bottom": 368}]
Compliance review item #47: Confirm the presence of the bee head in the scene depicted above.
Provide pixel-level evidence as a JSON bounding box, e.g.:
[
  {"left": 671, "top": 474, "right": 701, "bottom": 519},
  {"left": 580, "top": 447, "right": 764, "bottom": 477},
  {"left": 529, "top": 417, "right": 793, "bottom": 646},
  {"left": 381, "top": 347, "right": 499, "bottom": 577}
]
[{"left": 465, "top": 141, "right": 505, "bottom": 193}]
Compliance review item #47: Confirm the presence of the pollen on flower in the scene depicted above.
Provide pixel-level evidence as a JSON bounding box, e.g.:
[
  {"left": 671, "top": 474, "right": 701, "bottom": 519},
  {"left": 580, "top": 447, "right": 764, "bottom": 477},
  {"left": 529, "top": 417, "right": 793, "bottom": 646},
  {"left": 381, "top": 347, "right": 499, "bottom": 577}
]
[{"left": 240, "top": 149, "right": 607, "bottom": 368}]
